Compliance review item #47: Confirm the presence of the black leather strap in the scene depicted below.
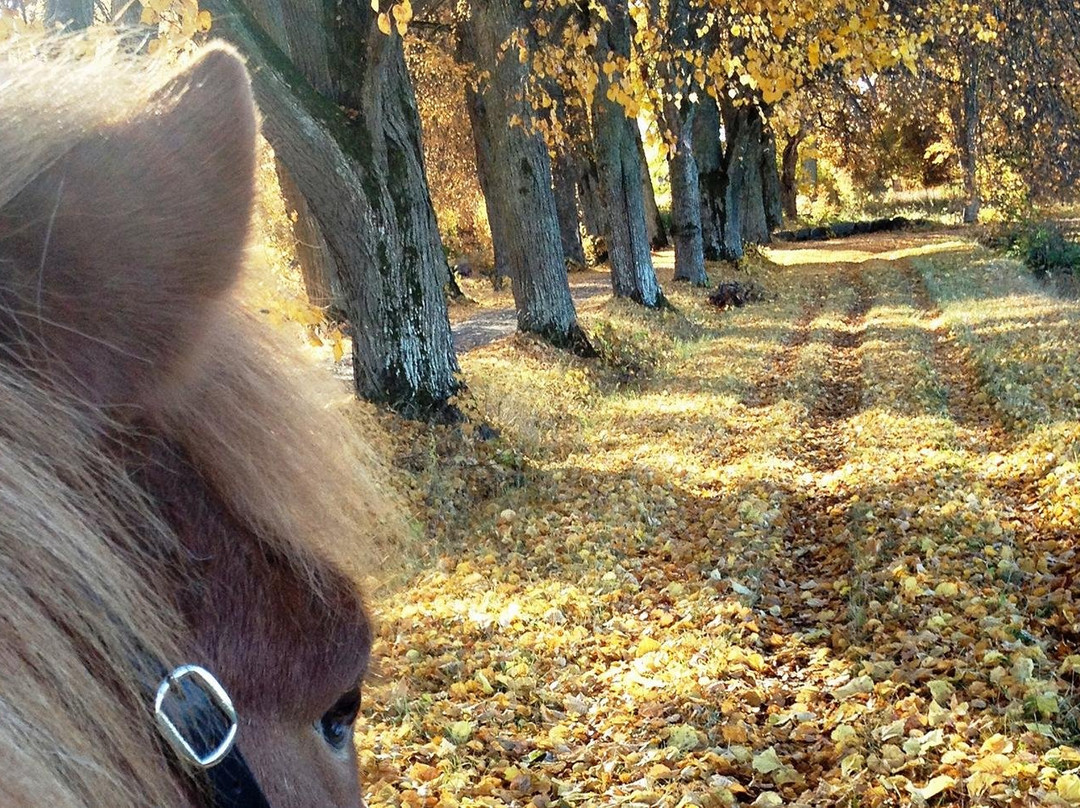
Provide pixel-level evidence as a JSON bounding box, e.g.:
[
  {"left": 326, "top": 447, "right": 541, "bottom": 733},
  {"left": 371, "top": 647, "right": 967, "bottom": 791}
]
[
  {"left": 203, "top": 745, "right": 272, "bottom": 808},
  {"left": 151, "top": 662, "right": 272, "bottom": 808}
]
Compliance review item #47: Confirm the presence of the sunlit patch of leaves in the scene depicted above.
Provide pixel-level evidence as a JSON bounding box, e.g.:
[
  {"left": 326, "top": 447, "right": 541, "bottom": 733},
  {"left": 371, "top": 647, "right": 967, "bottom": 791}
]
[{"left": 358, "top": 234, "right": 1080, "bottom": 808}]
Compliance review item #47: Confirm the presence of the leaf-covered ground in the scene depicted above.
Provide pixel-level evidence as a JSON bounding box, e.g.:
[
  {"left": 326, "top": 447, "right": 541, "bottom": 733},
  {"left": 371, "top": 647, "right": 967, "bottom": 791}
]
[{"left": 355, "top": 231, "right": 1080, "bottom": 808}]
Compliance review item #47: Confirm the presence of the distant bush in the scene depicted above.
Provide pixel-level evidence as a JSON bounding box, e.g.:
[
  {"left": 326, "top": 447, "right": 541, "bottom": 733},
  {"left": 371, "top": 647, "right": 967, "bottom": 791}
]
[{"left": 994, "top": 221, "right": 1080, "bottom": 279}]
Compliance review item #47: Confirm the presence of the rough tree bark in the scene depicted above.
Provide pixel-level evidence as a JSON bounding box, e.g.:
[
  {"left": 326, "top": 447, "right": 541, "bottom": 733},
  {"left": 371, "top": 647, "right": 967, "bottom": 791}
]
[
  {"left": 203, "top": 0, "right": 460, "bottom": 418},
  {"left": 245, "top": 0, "right": 341, "bottom": 312},
  {"left": 464, "top": 86, "right": 512, "bottom": 287},
  {"left": 553, "top": 150, "right": 587, "bottom": 269},
  {"left": 732, "top": 106, "right": 769, "bottom": 244},
  {"left": 721, "top": 100, "right": 772, "bottom": 249},
  {"left": 761, "top": 120, "right": 784, "bottom": 232},
  {"left": 660, "top": 0, "right": 706, "bottom": 285},
  {"left": 591, "top": 0, "right": 666, "bottom": 307},
  {"left": 780, "top": 127, "right": 805, "bottom": 221},
  {"left": 693, "top": 95, "right": 727, "bottom": 261},
  {"left": 667, "top": 104, "right": 707, "bottom": 285},
  {"left": 460, "top": 0, "right": 590, "bottom": 350}
]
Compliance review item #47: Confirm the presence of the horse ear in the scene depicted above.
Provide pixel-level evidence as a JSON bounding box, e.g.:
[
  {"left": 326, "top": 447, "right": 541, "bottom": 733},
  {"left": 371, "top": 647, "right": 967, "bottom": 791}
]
[{"left": 0, "top": 44, "right": 257, "bottom": 411}]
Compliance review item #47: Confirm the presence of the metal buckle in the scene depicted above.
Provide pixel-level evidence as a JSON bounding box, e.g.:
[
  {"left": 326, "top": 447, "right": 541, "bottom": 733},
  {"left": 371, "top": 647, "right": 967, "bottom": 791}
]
[{"left": 154, "top": 664, "right": 238, "bottom": 770}]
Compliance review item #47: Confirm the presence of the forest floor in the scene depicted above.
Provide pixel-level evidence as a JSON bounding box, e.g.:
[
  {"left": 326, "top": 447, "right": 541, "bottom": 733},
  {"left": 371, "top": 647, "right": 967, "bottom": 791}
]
[{"left": 354, "top": 229, "right": 1080, "bottom": 808}]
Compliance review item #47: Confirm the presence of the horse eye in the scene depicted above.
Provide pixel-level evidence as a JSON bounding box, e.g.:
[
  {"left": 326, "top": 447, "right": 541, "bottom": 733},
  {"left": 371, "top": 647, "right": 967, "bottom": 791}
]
[{"left": 317, "top": 689, "right": 361, "bottom": 752}]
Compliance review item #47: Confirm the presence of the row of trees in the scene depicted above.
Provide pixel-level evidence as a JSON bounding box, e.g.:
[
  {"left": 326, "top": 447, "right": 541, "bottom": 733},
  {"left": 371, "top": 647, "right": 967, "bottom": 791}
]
[
  {"left": 780, "top": 0, "right": 1080, "bottom": 222},
  {"left": 23, "top": 0, "right": 1080, "bottom": 419}
]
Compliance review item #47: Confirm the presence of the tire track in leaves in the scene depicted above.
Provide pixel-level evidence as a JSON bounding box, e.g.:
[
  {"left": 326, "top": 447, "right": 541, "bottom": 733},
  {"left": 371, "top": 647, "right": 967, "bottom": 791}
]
[
  {"left": 774, "top": 271, "right": 874, "bottom": 633},
  {"left": 901, "top": 258, "right": 1079, "bottom": 738},
  {"left": 741, "top": 270, "right": 877, "bottom": 798},
  {"left": 899, "top": 259, "right": 1010, "bottom": 451},
  {"left": 745, "top": 296, "right": 827, "bottom": 410}
]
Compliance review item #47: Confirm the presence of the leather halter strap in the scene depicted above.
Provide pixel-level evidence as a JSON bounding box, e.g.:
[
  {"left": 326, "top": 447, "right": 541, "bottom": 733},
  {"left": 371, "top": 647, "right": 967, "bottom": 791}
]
[{"left": 153, "top": 664, "right": 272, "bottom": 808}]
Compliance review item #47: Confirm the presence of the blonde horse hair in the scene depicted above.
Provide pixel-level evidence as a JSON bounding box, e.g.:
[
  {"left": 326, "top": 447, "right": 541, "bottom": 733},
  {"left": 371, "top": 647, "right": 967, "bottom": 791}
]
[{"left": 0, "top": 35, "right": 399, "bottom": 808}]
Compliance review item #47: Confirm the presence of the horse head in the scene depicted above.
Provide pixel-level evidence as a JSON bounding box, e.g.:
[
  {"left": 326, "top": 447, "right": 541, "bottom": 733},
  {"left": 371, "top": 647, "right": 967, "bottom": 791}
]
[{"left": 0, "top": 41, "right": 389, "bottom": 808}]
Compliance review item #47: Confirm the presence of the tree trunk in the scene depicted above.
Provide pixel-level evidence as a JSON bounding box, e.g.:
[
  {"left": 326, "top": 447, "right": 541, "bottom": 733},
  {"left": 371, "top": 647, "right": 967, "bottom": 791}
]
[
  {"left": 780, "top": 128, "right": 804, "bottom": 221},
  {"left": 464, "top": 85, "right": 512, "bottom": 287},
  {"left": 659, "top": 0, "right": 705, "bottom": 285},
  {"left": 205, "top": 0, "right": 460, "bottom": 417},
  {"left": 667, "top": 102, "right": 707, "bottom": 285},
  {"left": 553, "top": 150, "right": 587, "bottom": 269},
  {"left": 959, "top": 49, "right": 981, "bottom": 224},
  {"left": 46, "top": 0, "right": 93, "bottom": 27},
  {"left": 736, "top": 110, "right": 769, "bottom": 244},
  {"left": 717, "top": 102, "right": 746, "bottom": 260},
  {"left": 460, "top": 0, "right": 590, "bottom": 350},
  {"left": 761, "top": 120, "right": 783, "bottom": 232},
  {"left": 636, "top": 130, "right": 668, "bottom": 249},
  {"left": 578, "top": 156, "right": 607, "bottom": 241},
  {"left": 693, "top": 95, "right": 726, "bottom": 261},
  {"left": 591, "top": 0, "right": 666, "bottom": 308},
  {"left": 276, "top": 162, "right": 344, "bottom": 315},
  {"left": 242, "top": 0, "right": 344, "bottom": 310},
  {"left": 722, "top": 102, "right": 769, "bottom": 248}
]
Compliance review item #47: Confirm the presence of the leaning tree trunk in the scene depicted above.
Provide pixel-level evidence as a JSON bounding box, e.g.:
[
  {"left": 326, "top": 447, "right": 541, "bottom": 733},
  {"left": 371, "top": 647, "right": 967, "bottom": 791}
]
[
  {"left": 591, "top": 0, "right": 666, "bottom": 308},
  {"left": 242, "top": 0, "right": 345, "bottom": 311},
  {"left": 693, "top": 95, "right": 726, "bottom": 261},
  {"left": 276, "top": 163, "right": 344, "bottom": 315},
  {"left": 780, "top": 127, "right": 804, "bottom": 221},
  {"left": 205, "top": 0, "right": 459, "bottom": 418},
  {"left": 636, "top": 130, "right": 668, "bottom": 249},
  {"left": 461, "top": 0, "right": 590, "bottom": 350}
]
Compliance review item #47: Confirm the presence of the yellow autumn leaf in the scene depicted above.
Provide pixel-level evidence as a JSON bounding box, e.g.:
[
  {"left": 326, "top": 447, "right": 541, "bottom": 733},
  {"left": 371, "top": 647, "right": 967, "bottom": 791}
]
[
  {"left": 392, "top": 0, "right": 412, "bottom": 23},
  {"left": 1058, "top": 773, "right": 1080, "bottom": 803},
  {"left": 752, "top": 747, "right": 783, "bottom": 774},
  {"left": 906, "top": 775, "right": 956, "bottom": 800},
  {"left": 377, "top": 12, "right": 391, "bottom": 34},
  {"left": 196, "top": 9, "right": 212, "bottom": 31}
]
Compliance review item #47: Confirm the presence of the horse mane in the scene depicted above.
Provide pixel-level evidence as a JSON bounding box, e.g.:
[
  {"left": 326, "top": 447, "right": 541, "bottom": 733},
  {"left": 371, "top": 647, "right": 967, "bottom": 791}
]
[{"left": 0, "top": 36, "right": 400, "bottom": 808}]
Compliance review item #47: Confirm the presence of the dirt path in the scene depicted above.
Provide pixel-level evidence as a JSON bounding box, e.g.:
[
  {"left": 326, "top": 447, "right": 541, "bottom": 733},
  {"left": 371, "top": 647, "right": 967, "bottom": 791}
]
[{"left": 452, "top": 275, "right": 610, "bottom": 352}]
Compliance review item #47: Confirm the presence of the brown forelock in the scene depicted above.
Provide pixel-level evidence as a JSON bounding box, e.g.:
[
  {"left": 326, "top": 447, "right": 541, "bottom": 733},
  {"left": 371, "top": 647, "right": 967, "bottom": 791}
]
[
  {"left": 150, "top": 309, "right": 402, "bottom": 594},
  {"left": 0, "top": 368, "right": 191, "bottom": 808}
]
